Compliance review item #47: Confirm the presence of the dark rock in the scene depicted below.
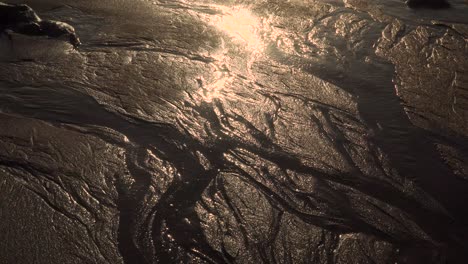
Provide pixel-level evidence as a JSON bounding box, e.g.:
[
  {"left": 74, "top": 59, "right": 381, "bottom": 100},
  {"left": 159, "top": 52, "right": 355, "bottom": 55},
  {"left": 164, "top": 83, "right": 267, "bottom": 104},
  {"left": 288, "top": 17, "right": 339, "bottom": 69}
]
[
  {"left": 38, "top": 20, "right": 81, "bottom": 47},
  {"left": 0, "top": 3, "right": 40, "bottom": 25},
  {"left": 406, "top": 0, "right": 451, "bottom": 8},
  {"left": 0, "top": 2, "right": 80, "bottom": 47}
]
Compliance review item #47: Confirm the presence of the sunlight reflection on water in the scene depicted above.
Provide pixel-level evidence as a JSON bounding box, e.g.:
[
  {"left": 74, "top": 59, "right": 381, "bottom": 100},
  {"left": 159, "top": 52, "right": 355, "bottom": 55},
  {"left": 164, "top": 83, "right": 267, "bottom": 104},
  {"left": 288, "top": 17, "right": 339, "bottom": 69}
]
[
  {"left": 212, "top": 6, "right": 264, "bottom": 52},
  {"left": 200, "top": 6, "right": 265, "bottom": 102}
]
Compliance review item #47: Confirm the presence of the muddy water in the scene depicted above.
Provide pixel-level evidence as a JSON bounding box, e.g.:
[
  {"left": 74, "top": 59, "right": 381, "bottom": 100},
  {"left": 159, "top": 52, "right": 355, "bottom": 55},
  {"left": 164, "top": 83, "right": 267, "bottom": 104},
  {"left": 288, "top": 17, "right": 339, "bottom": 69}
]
[{"left": 0, "top": 0, "right": 467, "bottom": 263}]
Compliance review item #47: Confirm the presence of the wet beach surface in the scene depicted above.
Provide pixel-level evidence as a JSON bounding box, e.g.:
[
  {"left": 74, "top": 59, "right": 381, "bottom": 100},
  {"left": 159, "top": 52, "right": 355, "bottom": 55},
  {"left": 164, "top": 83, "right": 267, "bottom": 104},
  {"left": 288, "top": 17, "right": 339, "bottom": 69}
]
[{"left": 0, "top": 0, "right": 467, "bottom": 263}]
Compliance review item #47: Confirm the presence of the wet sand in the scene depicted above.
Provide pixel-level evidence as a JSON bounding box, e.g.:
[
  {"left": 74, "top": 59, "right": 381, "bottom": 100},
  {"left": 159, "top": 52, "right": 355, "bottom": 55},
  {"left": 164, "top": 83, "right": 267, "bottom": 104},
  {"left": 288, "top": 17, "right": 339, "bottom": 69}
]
[{"left": 0, "top": 1, "right": 467, "bottom": 263}]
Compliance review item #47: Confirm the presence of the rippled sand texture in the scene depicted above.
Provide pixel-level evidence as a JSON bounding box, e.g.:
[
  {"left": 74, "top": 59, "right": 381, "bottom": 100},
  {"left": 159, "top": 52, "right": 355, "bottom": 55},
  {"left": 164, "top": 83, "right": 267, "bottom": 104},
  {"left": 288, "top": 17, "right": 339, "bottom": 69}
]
[{"left": 0, "top": 0, "right": 467, "bottom": 263}]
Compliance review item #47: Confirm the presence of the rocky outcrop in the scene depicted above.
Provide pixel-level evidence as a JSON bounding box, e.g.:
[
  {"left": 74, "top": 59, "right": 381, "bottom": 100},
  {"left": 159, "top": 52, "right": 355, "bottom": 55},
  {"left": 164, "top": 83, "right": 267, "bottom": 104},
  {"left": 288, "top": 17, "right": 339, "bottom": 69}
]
[
  {"left": 406, "top": 0, "right": 451, "bottom": 9},
  {"left": 0, "top": 2, "right": 80, "bottom": 47}
]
